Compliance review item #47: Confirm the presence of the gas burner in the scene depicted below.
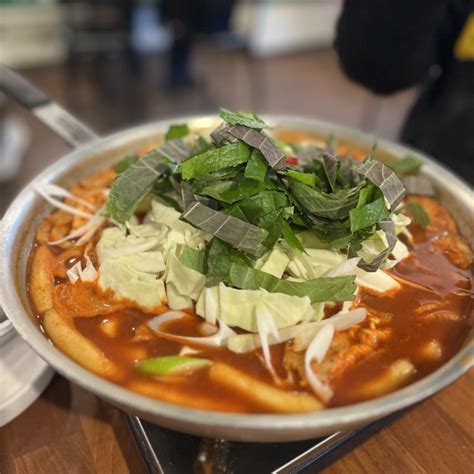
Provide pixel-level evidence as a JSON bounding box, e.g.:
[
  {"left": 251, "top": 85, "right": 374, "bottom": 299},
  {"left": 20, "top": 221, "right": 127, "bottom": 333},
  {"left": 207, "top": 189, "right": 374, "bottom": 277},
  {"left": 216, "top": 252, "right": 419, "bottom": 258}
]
[{"left": 127, "top": 416, "right": 364, "bottom": 473}]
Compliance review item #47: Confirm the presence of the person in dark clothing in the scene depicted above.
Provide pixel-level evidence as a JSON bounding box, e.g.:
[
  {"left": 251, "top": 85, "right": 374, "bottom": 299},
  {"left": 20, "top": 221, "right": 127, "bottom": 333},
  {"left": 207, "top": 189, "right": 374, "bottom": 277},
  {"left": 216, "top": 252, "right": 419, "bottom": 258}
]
[
  {"left": 160, "top": 0, "right": 236, "bottom": 88},
  {"left": 160, "top": 0, "right": 204, "bottom": 87},
  {"left": 335, "top": 0, "right": 474, "bottom": 183}
]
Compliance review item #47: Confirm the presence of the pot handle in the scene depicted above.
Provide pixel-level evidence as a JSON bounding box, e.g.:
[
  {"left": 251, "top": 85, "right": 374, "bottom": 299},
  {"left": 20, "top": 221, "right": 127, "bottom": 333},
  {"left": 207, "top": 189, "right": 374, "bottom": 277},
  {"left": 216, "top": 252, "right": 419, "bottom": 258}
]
[{"left": 0, "top": 65, "right": 99, "bottom": 148}]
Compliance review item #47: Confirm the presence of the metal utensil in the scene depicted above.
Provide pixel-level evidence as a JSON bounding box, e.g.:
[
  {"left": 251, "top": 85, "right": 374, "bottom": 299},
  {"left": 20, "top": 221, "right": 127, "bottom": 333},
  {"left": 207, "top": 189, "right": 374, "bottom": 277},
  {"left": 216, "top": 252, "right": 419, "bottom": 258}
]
[{"left": 0, "top": 65, "right": 97, "bottom": 147}]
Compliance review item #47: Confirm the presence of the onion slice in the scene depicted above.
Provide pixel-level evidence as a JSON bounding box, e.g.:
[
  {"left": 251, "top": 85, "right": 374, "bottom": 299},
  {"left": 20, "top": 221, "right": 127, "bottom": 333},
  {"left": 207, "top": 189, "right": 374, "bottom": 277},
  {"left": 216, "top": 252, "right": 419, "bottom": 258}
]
[
  {"left": 66, "top": 256, "right": 98, "bottom": 283},
  {"left": 147, "top": 311, "right": 236, "bottom": 347},
  {"left": 37, "top": 183, "right": 96, "bottom": 210},
  {"left": 204, "top": 287, "right": 219, "bottom": 325},
  {"left": 304, "top": 324, "right": 335, "bottom": 403},
  {"left": 48, "top": 214, "right": 106, "bottom": 246},
  {"left": 33, "top": 182, "right": 94, "bottom": 219},
  {"left": 179, "top": 346, "right": 202, "bottom": 356},
  {"left": 47, "top": 205, "right": 107, "bottom": 246},
  {"left": 292, "top": 308, "right": 366, "bottom": 351},
  {"left": 74, "top": 217, "right": 106, "bottom": 247},
  {"left": 66, "top": 262, "right": 81, "bottom": 284},
  {"left": 324, "top": 257, "right": 361, "bottom": 277},
  {"left": 227, "top": 307, "right": 367, "bottom": 353},
  {"left": 256, "top": 303, "right": 280, "bottom": 379}
]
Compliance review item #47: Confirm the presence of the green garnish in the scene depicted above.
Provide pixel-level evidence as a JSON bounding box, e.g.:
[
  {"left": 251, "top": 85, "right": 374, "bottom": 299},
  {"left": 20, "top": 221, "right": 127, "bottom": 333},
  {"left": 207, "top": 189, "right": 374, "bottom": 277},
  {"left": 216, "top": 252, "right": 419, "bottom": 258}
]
[
  {"left": 220, "top": 107, "right": 267, "bottom": 129},
  {"left": 165, "top": 124, "right": 189, "bottom": 141},
  {"left": 181, "top": 202, "right": 268, "bottom": 257},
  {"left": 227, "top": 190, "right": 289, "bottom": 223},
  {"left": 108, "top": 151, "right": 170, "bottom": 223},
  {"left": 179, "top": 246, "right": 206, "bottom": 274},
  {"left": 281, "top": 220, "right": 305, "bottom": 252},
  {"left": 403, "top": 201, "right": 431, "bottom": 228},
  {"left": 228, "top": 263, "right": 356, "bottom": 303},
  {"left": 244, "top": 150, "right": 268, "bottom": 182},
  {"left": 389, "top": 155, "right": 423, "bottom": 175},
  {"left": 356, "top": 158, "right": 405, "bottom": 210},
  {"left": 205, "top": 237, "right": 232, "bottom": 287},
  {"left": 107, "top": 108, "right": 417, "bottom": 278},
  {"left": 289, "top": 179, "right": 364, "bottom": 221},
  {"left": 135, "top": 356, "right": 211, "bottom": 376},
  {"left": 322, "top": 153, "right": 338, "bottom": 190},
  {"left": 350, "top": 197, "right": 390, "bottom": 233},
  {"left": 284, "top": 169, "right": 317, "bottom": 187},
  {"left": 115, "top": 155, "right": 138, "bottom": 173},
  {"left": 198, "top": 178, "right": 268, "bottom": 204},
  {"left": 180, "top": 142, "right": 251, "bottom": 180},
  {"left": 219, "top": 125, "right": 286, "bottom": 170}
]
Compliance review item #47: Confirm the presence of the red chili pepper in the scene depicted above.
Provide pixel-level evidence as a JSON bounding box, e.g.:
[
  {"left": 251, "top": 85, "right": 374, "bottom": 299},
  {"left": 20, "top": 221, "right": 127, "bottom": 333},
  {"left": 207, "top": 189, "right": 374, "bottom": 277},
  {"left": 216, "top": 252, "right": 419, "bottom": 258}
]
[{"left": 286, "top": 156, "right": 298, "bottom": 165}]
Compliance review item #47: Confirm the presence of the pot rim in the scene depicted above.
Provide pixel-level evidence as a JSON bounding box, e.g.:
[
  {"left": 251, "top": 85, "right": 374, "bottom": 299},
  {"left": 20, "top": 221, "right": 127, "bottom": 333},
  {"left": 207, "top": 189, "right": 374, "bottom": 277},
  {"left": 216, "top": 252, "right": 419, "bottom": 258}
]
[{"left": 1, "top": 114, "right": 472, "bottom": 441}]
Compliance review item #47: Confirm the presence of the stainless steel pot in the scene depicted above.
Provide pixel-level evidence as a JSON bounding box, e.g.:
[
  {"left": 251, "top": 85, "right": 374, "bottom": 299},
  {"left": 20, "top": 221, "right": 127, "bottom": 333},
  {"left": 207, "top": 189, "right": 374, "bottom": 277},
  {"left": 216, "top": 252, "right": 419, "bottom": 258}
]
[{"left": 0, "top": 67, "right": 472, "bottom": 442}]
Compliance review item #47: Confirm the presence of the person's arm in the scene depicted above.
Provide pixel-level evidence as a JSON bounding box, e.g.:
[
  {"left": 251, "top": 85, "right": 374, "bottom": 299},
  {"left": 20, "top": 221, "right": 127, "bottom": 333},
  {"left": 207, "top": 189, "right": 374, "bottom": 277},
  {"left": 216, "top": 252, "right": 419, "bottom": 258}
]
[{"left": 335, "top": 0, "right": 448, "bottom": 94}]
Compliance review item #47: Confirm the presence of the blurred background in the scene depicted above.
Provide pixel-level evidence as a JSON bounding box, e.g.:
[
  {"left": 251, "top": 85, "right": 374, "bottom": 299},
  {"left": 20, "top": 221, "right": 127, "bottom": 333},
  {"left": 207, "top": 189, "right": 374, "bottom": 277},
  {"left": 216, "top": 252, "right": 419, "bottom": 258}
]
[{"left": 0, "top": 0, "right": 428, "bottom": 214}]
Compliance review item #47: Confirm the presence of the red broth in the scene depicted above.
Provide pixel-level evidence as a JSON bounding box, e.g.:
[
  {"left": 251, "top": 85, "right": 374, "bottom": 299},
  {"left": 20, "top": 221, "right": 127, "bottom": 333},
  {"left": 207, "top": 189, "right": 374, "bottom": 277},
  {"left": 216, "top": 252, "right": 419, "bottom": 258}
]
[{"left": 27, "top": 168, "right": 472, "bottom": 413}]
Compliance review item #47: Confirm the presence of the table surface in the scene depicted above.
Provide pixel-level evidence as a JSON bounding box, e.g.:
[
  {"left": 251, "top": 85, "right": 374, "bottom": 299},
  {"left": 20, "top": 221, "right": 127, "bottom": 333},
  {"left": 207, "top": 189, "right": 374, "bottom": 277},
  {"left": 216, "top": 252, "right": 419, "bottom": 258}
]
[{"left": 1, "top": 369, "right": 472, "bottom": 473}]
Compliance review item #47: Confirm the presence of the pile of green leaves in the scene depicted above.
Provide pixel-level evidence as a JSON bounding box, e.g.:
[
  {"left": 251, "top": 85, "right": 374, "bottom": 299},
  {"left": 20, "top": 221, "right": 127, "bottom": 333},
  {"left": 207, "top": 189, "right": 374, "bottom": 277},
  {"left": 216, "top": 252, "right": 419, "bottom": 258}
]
[{"left": 106, "top": 108, "right": 419, "bottom": 299}]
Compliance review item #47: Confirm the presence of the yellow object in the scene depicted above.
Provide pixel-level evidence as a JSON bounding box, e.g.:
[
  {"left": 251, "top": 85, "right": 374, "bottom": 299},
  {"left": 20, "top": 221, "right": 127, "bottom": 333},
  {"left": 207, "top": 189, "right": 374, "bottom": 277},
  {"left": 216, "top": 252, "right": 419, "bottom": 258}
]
[{"left": 454, "top": 13, "right": 474, "bottom": 61}]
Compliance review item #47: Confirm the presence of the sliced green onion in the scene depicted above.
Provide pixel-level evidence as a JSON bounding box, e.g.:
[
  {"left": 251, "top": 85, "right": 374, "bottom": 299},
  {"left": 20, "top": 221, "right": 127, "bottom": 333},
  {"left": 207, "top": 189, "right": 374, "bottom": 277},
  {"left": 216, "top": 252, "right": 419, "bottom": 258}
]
[{"left": 135, "top": 356, "right": 211, "bottom": 376}]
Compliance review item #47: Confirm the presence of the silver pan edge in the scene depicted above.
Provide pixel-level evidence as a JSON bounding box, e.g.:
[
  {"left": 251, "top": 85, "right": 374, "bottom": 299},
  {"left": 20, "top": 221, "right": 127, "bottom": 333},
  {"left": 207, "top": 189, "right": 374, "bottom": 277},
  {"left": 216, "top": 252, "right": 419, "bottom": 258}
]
[{"left": 1, "top": 115, "right": 472, "bottom": 442}]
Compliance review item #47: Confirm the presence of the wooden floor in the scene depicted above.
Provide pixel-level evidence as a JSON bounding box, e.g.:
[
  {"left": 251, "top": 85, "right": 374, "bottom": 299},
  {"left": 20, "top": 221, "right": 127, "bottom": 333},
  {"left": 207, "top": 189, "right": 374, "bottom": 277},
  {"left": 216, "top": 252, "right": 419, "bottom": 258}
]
[{"left": 1, "top": 47, "right": 417, "bottom": 214}]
